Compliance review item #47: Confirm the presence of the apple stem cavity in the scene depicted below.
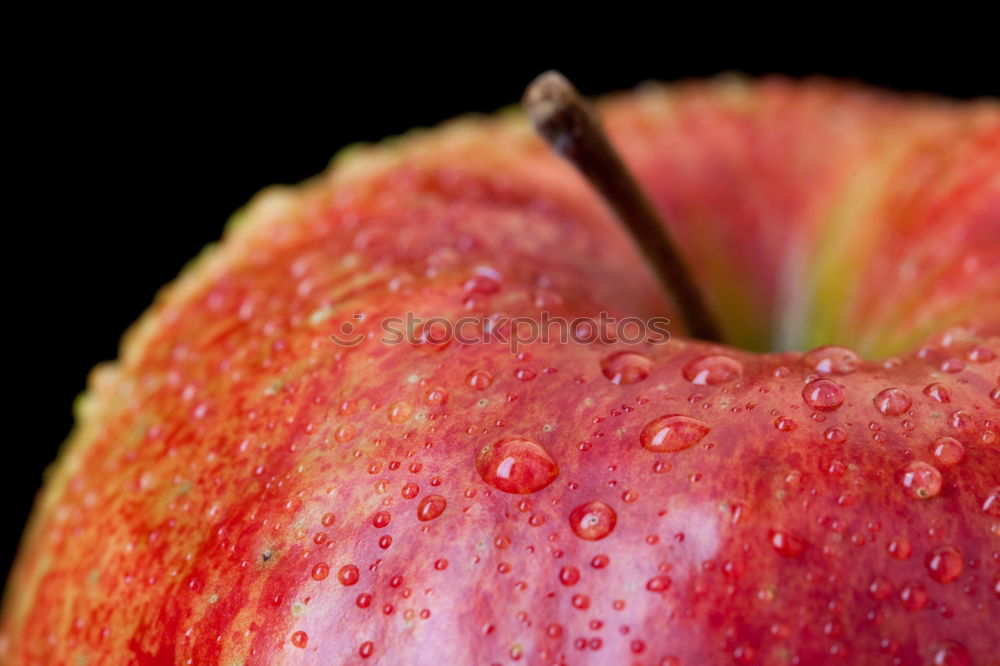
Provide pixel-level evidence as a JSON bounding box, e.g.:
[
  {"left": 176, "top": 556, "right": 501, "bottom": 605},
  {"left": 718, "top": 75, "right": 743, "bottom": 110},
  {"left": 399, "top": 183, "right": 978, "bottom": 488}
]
[{"left": 523, "top": 70, "right": 721, "bottom": 342}]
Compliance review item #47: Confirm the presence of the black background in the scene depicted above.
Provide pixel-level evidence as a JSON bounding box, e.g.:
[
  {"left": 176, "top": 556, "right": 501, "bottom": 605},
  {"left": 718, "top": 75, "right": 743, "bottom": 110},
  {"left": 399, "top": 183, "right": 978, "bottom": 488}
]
[{"left": 7, "top": 32, "right": 999, "bottom": 584}]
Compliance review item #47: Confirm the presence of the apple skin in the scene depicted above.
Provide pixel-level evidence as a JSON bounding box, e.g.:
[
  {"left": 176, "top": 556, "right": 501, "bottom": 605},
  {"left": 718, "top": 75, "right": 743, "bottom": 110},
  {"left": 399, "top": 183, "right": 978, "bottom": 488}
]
[{"left": 2, "top": 78, "right": 999, "bottom": 665}]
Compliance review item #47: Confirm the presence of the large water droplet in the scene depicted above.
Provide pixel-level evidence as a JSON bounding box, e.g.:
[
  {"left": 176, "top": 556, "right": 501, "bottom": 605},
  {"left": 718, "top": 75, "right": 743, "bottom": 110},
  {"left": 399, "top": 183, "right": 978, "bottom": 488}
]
[
  {"left": 802, "top": 379, "right": 844, "bottom": 410},
  {"left": 897, "top": 461, "right": 942, "bottom": 499},
  {"left": 922, "top": 383, "right": 951, "bottom": 403},
  {"left": 476, "top": 438, "right": 559, "bottom": 494},
  {"left": 338, "top": 564, "right": 360, "bottom": 586},
  {"left": 803, "top": 346, "right": 859, "bottom": 375},
  {"left": 925, "top": 545, "right": 963, "bottom": 584},
  {"left": 930, "top": 437, "right": 965, "bottom": 466},
  {"left": 682, "top": 355, "right": 742, "bottom": 385},
  {"left": 601, "top": 352, "right": 653, "bottom": 385},
  {"left": 416, "top": 495, "right": 447, "bottom": 521},
  {"left": 874, "top": 388, "right": 911, "bottom": 416},
  {"left": 640, "top": 414, "right": 710, "bottom": 452},
  {"left": 569, "top": 501, "right": 617, "bottom": 540}
]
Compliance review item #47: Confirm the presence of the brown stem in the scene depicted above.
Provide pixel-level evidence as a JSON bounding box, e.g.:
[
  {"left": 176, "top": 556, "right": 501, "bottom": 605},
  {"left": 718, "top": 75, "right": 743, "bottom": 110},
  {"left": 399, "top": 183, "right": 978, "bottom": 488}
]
[{"left": 523, "top": 70, "right": 720, "bottom": 342}]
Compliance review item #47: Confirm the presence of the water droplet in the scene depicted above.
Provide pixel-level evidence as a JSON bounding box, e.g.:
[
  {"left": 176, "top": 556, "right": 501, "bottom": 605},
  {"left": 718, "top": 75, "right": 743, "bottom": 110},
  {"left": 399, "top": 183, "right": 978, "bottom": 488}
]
[
  {"left": 388, "top": 401, "right": 412, "bottom": 423},
  {"left": 887, "top": 536, "right": 912, "bottom": 560},
  {"left": 682, "top": 355, "right": 742, "bottom": 385},
  {"left": 804, "top": 346, "right": 859, "bottom": 375},
  {"left": 949, "top": 410, "right": 976, "bottom": 434},
  {"left": 416, "top": 495, "right": 447, "bottom": 521},
  {"left": 768, "top": 529, "right": 807, "bottom": 558},
  {"left": 982, "top": 488, "right": 1000, "bottom": 516},
  {"left": 774, "top": 416, "right": 797, "bottom": 432},
  {"left": 601, "top": 352, "right": 653, "bottom": 385},
  {"left": 467, "top": 369, "right": 493, "bottom": 390},
  {"left": 897, "top": 461, "right": 942, "bottom": 499},
  {"left": 424, "top": 387, "right": 448, "bottom": 405},
  {"left": 291, "top": 631, "right": 308, "bottom": 648},
  {"left": 928, "top": 640, "right": 971, "bottom": 666},
  {"left": 591, "top": 554, "right": 609, "bottom": 568},
  {"left": 930, "top": 437, "right": 965, "bottom": 466},
  {"left": 338, "top": 564, "right": 360, "bottom": 586},
  {"left": 868, "top": 576, "right": 894, "bottom": 600},
  {"left": 359, "top": 641, "right": 375, "bottom": 659},
  {"left": 569, "top": 501, "right": 617, "bottom": 540},
  {"left": 571, "top": 594, "right": 591, "bottom": 610},
  {"left": 321, "top": 512, "right": 336, "bottom": 527},
  {"left": 401, "top": 482, "right": 419, "bottom": 499},
  {"left": 899, "top": 581, "right": 928, "bottom": 611},
  {"left": 640, "top": 415, "right": 710, "bottom": 452},
  {"left": 514, "top": 367, "right": 537, "bottom": 381},
  {"left": 991, "top": 386, "right": 1000, "bottom": 407},
  {"left": 372, "top": 511, "right": 392, "bottom": 528},
  {"left": 311, "top": 562, "right": 329, "bottom": 581},
  {"left": 823, "top": 426, "right": 848, "bottom": 444},
  {"left": 476, "top": 438, "right": 559, "bottom": 494},
  {"left": 646, "top": 575, "right": 672, "bottom": 592},
  {"left": 926, "top": 545, "right": 963, "bottom": 584},
  {"left": 356, "top": 593, "right": 372, "bottom": 608},
  {"left": 874, "top": 388, "right": 911, "bottom": 416},
  {"left": 559, "top": 565, "right": 580, "bottom": 586},
  {"left": 802, "top": 379, "right": 844, "bottom": 410},
  {"left": 335, "top": 424, "right": 356, "bottom": 442},
  {"left": 923, "top": 383, "right": 951, "bottom": 403}
]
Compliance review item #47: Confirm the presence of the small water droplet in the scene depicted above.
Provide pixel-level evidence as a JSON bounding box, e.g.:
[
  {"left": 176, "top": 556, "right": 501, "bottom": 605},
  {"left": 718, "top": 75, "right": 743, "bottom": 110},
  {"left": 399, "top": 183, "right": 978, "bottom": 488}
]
[
  {"left": 982, "top": 488, "right": 1000, "bottom": 516},
  {"left": 897, "top": 461, "right": 942, "bottom": 499},
  {"left": 476, "top": 438, "right": 559, "bottom": 494},
  {"left": 823, "top": 426, "right": 848, "bottom": 444},
  {"left": 311, "top": 562, "right": 329, "bottom": 581},
  {"left": 768, "top": 529, "right": 807, "bottom": 558},
  {"left": 359, "top": 641, "right": 375, "bottom": 659},
  {"left": 514, "top": 367, "right": 537, "bottom": 381},
  {"left": 291, "top": 631, "right": 308, "bottom": 648},
  {"left": 639, "top": 415, "right": 710, "bottom": 452},
  {"left": 569, "top": 501, "right": 617, "bottom": 540},
  {"left": 467, "top": 369, "right": 493, "bottom": 390},
  {"left": 372, "top": 511, "right": 392, "bottom": 528},
  {"left": 416, "top": 495, "right": 447, "bottom": 521},
  {"left": 321, "top": 512, "right": 336, "bottom": 527},
  {"left": 645, "top": 575, "right": 672, "bottom": 592},
  {"left": 899, "top": 581, "right": 928, "bottom": 611},
  {"left": 874, "top": 388, "right": 911, "bottom": 416},
  {"left": 887, "top": 536, "right": 912, "bottom": 560},
  {"left": 928, "top": 640, "right": 971, "bottom": 666},
  {"left": 601, "top": 352, "right": 653, "bottom": 385},
  {"left": 774, "top": 416, "right": 797, "bottom": 432},
  {"left": 559, "top": 565, "right": 580, "bottom": 586},
  {"left": 930, "top": 437, "right": 965, "bottom": 466},
  {"left": 926, "top": 545, "right": 963, "bottom": 584},
  {"left": 682, "top": 355, "right": 743, "bottom": 385},
  {"left": 802, "top": 379, "right": 844, "bottom": 410},
  {"left": 868, "top": 576, "right": 894, "bottom": 600},
  {"left": 803, "top": 346, "right": 859, "bottom": 375}
]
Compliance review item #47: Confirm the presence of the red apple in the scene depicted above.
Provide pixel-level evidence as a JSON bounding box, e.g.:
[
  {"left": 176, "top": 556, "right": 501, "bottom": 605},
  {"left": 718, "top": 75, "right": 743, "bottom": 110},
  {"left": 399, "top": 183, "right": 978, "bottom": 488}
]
[{"left": 2, "top": 75, "right": 999, "bottom": 665}]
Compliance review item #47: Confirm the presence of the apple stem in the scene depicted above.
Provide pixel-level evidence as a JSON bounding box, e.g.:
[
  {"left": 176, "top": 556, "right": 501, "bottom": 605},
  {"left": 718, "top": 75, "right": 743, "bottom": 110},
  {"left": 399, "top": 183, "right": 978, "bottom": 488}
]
[{"left": 523, "top": 71, "right": 720, "bottom": 342}]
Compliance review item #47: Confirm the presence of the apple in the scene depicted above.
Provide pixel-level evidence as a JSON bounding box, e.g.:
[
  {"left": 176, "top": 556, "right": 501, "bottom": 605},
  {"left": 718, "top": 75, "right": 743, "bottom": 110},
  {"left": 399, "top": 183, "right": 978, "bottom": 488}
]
[{"left": 2, "top": 72, "right": 999, "bottom": 665}]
